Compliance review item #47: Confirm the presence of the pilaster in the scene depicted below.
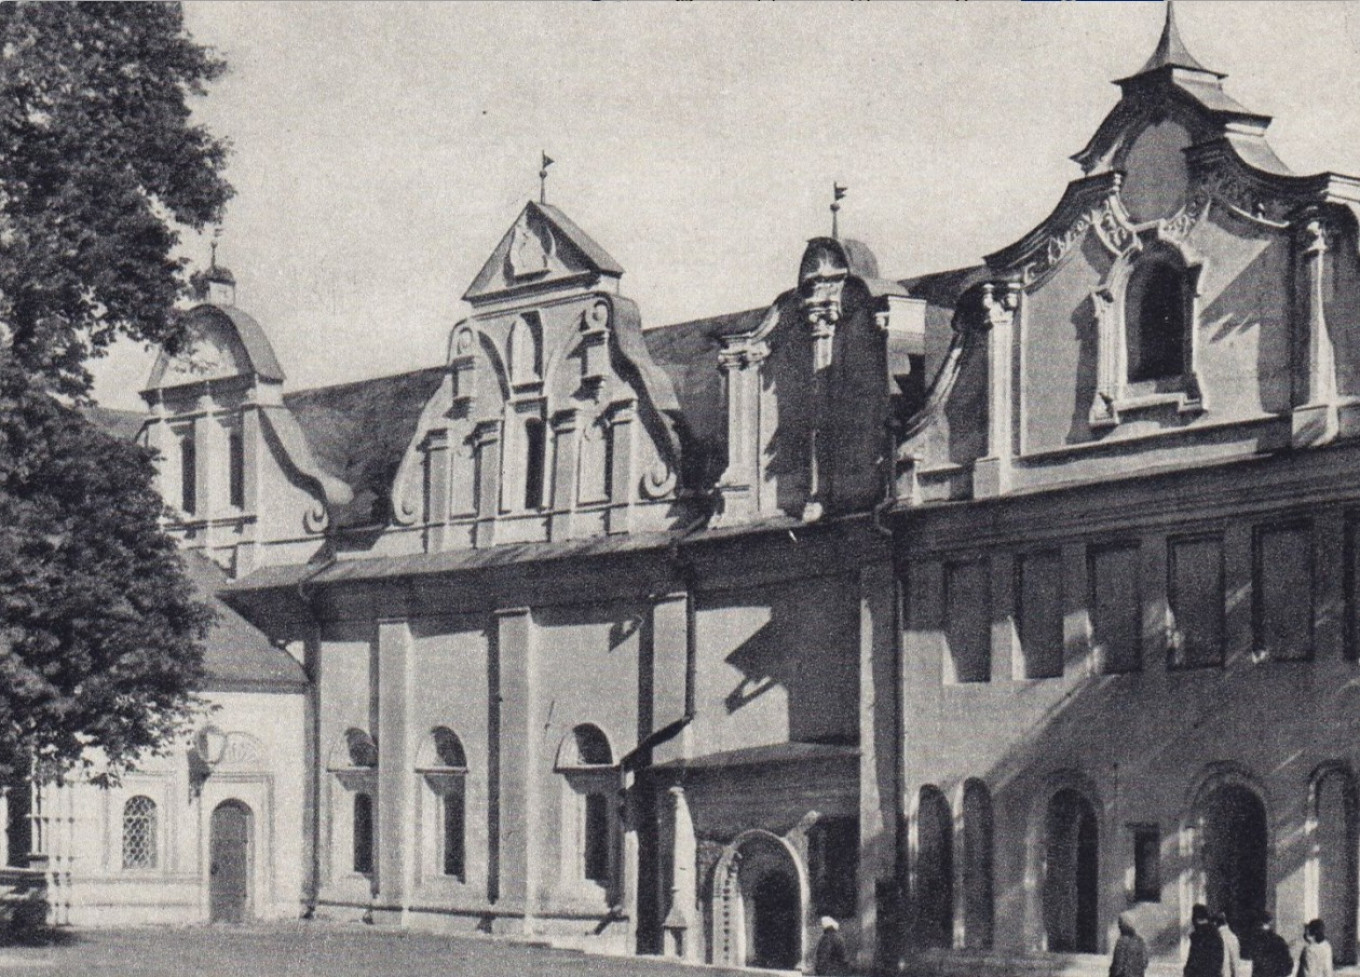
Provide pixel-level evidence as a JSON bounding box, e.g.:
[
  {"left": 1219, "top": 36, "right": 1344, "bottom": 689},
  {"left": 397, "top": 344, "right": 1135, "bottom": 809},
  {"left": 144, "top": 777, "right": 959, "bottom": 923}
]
[
  {"left": 422, "top": 428, "right": 450, "bottom": 552},
  {"left": 974, "top": 283, "right": 1020, "bottom": 498},
  {"left": 549, "top": 409, "right": 579, "bottom": 540},
  {"left": 649, "top": 592, "right": 692, "bottom": 767},
  {"left": 858, "top": 562, "right": 898, "bottom": 971},
  {"left": 662, "top": 786, "right": 698, "bottom": 961},
  {"left": 712, "top": 341, "right": 768, "bottom": 526},
  {"left": 473, "top": 420, "right": 502, "bottom": 548},
  {"left": 374, "top": 619, "right": 414, "bottom": 923},
  {"left": 1292, "top": 216, "right": 1339, "bottom": 447},
  {"left": 492, "top": 607, "right": 538, "bottom": 928},
  {"left": 605, "top": 399, "right": 636, "bottom": 535}
]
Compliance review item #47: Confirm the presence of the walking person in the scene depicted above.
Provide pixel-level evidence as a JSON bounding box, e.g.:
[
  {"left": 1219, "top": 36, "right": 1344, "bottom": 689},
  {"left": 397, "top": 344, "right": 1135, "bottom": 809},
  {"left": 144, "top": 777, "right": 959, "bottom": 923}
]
[
  {"left": 1186, "top": 904, "right": 1226, "bottom": 977},
  {"left": 1215, "top": 911, "right": 1241, "bottom": 977},
  {"left": 1111, "top": 912, "right": 1149, "bottom": 977},
  {"left": 1297, "top": 919, "right": 1333, "bottom": 977},
  {"left": 814, "top": 916, "right": 852, "bottom": 977},
  {"left": 1254, "top": 913, "right": 1296, "bottom": 977}
]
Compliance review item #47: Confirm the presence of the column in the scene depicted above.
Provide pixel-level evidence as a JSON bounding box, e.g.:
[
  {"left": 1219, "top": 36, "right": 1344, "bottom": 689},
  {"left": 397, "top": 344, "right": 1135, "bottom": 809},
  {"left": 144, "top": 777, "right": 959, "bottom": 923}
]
[
  {"left": 421, "top": 428, "right": 450, "bottom": 552},
  {"left": 712, "top": 341, "right": 768, "bottom": 526},
  {"left": 493, "top": 607, "right": 538, "bottom": 931},
  {"left": 606, "top": 400, "right": 636, "bottom": 535},
  {"left": 549, "top": 409, "right": 579, "bottom": 540},
  {"left": 1292, "top": 217, "right": 1339, "bottom": 447},
  {"left": 374, "top": 620, "right": 413, "bottom": 924},
  {"left": 662, "top": 786, "right": 698, "bottom": 961},
  {"left": 473, "top": 420, "right": 502, "bottom": 548},
  {"left": 974, "top": 283, "right": 1019, "bottom": 498}
]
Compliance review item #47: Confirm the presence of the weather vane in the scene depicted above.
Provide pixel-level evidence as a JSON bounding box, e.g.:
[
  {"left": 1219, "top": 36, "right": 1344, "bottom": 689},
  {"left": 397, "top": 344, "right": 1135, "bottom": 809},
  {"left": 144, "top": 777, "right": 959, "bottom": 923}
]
[
  {"left": 831, "top": 183, "right": 847, "bottom": 239},
  {"left": 539, "top": 151, "right": 554, "bottom": 204}
]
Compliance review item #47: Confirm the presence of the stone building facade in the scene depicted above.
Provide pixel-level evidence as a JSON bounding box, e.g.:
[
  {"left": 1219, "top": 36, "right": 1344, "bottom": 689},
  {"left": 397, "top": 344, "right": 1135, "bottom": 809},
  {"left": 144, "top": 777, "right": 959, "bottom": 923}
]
[{"left": 38, "top": 6, "right": 1360, "bottom": 975}]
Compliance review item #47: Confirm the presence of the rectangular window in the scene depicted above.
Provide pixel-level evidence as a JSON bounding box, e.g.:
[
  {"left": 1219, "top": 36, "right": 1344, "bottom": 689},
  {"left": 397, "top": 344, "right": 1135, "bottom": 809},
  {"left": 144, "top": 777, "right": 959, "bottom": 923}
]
[
  {"left": 1168, "top": 535, "right": 1224, "bottom": 669},
  {"left": 442, "top": 788, "right": 465, "bottom": 880},
  {"left": 179, "top": 432, "right": 196, "bottom": 515},
  {"left": 946, "top": 560, "right": 991, "bottom": 684},
  {"left": 228, "top": 429, "right": 245, "bottom": 509},
  {"left": 1090, "top": 543, "right": 1141, "bottom": 674},
  {"left": 1253, "top": 521, "right": 1313, "bottom": 661},
  {"left": 1018, "top": 550, "right": 1063, "bottom": 679},
  {"left": 1132, "top": 825, "right": 1160, "bottom": 902}
]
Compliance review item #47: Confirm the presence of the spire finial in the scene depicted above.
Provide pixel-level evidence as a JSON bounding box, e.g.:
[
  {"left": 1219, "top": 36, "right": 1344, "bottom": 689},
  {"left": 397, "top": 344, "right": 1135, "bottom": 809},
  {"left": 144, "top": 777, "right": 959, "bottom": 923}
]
[
  {"left": 831, "top": 183, "right": 847, "bottom": 240},
  {"left": 1133, "top": 0, "right": 1221, "bottom": 78},
  {"left": 539, "top": 151, "right": 554, "bottom": 205},
  {"left": 209, "top": 227, "right": 221, "bottom": 270}
]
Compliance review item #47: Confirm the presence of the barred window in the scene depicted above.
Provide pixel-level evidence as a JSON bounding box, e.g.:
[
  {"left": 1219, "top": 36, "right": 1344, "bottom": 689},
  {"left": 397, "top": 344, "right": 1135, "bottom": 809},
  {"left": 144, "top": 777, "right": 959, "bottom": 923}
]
[{"left": 122, "top": 795, "right": 158, "bottom": 869}]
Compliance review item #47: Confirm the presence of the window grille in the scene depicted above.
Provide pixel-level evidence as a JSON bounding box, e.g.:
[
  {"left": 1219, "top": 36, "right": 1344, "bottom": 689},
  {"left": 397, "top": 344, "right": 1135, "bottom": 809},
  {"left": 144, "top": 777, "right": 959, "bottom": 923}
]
[{"left": 122, "top": 795, "right": 158, "bottom": 869}]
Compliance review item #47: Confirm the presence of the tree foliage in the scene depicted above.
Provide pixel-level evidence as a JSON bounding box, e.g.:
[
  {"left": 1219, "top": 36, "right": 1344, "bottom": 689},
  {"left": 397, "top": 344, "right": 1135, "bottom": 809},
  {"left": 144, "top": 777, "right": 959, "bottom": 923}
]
[
  {"left": 0, "top": 362, "right": 212, "bottom": 781},
  {"left": 0, "top": 4, "right": 230, "bottom": 781},
  {"left": 0, "top": 2, "right": 232, "bottom": 398}
]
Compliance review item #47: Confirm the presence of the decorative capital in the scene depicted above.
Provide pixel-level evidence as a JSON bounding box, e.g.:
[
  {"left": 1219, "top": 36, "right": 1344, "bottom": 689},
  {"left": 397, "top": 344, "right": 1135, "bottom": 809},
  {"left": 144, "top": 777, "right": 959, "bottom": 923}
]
[
  {"left": 1301, "top": 217, "right": 1332, "bottom": 258},
  {"left": 979, "top": 282, "right": 1021, "bottom": 332},
  {"left": 717, "top": 340, "right": 769, "bottom": 373}
]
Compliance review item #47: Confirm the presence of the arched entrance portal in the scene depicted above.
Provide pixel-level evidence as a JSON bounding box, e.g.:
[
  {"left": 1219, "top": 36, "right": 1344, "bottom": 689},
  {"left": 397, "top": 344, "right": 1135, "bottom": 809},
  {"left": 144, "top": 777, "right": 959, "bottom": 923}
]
[
  {"left": 210, "top": 800, "right": 253, "bottom": 923},
  {"left": 1201, "top": 784, "right": 1267, "bottom": 935},
  {"left": 1045, "top": 788, "right": 1099, "bottom": 953},
  {"left": 711, "top": 831, "right": 807, "bottom": 970}
]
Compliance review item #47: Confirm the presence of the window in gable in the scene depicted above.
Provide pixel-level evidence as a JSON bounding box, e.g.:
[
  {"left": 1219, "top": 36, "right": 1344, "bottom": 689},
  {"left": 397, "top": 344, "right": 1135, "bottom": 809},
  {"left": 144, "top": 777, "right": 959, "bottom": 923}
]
[{"left": 1125, "top": 257, "right": 1188, "bottom": 383}]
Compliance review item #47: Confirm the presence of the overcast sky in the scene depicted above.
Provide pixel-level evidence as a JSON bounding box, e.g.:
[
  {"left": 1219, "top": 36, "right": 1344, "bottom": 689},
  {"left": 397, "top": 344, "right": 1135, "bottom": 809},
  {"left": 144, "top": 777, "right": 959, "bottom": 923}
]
[{"left": 92, "top": 0, "right": 1360, "bottom": 409}]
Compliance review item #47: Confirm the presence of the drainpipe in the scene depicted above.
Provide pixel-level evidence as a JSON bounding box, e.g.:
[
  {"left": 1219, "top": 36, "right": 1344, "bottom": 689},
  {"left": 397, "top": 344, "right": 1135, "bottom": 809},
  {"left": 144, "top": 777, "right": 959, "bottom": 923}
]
[{"left": 294, "top": 545, "right": 335, "bottom": 920}]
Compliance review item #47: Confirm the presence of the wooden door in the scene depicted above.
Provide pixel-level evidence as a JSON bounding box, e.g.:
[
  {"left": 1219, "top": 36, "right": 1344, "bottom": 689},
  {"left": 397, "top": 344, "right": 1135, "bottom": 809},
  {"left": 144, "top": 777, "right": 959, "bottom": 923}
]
[{"left": 210, "top": 801, "right": 252, "bottom": 923}]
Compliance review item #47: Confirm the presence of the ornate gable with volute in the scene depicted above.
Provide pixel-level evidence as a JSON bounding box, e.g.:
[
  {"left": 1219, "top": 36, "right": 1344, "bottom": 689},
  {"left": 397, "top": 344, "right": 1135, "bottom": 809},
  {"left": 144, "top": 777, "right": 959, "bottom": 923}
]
[
  {"left": 142, "top": 268, "right": 348, "bottom": 575},
  {"left": 896, "top": 4, "right": 1360, "bottom": 505},
  {"left": 389, "top": 202, "right": 694, "bottom": 551}
]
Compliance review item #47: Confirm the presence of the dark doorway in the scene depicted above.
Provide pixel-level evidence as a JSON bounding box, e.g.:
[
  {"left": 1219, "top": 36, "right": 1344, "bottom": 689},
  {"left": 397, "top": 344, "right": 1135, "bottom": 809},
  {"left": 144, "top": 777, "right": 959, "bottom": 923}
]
[
  {"left": 210, "top": 801, "right": 252, "bottom": 923},
  {"left": 749, "top": 871, "right": 800, "bottom": 970},
  {"left": 5, "top": 777, "right": 31, "bottom": 868},
  {"left": 1045, "top": 788, "right": 1099, "bottom": 953},
  {"left": 1202, "top": 785, "right": 1267, "bottom": 937}
]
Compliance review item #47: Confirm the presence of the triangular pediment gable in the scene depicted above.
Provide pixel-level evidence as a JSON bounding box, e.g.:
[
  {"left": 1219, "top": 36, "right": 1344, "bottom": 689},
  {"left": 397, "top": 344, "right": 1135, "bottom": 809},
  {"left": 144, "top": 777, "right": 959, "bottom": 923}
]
[{"left": 462, "top": 201, "right": 624, "bottom": 306}]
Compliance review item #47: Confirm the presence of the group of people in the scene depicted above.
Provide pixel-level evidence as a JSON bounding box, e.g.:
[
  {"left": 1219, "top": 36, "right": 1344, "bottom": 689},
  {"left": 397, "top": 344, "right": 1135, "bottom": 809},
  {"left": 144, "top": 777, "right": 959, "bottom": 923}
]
[{"left": 1111, "top": 905, "right": 1334, "bottom": 977}]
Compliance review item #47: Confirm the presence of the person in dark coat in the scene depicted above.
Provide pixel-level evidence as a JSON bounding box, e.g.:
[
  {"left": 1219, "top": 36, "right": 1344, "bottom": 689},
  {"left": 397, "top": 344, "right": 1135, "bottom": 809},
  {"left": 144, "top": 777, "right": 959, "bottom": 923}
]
[
  {"left": 1111, "top": 912, "right": 1149, "bottom": 977},
  {"left": 814, "top": 916, "right": 852, "bottom": 976},
  {"left": 1186, "top": 904, "right": 1226, "bottom": 977},
  {"left": 1254, "top": 913, "right": 1295, "bottom": 977}
]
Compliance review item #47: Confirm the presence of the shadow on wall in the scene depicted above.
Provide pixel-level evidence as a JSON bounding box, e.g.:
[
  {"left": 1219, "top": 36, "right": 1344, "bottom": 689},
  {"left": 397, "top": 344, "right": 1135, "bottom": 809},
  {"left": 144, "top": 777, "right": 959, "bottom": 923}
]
[{"left": 716, "top": 577, "right": 859, "bottom": 745}]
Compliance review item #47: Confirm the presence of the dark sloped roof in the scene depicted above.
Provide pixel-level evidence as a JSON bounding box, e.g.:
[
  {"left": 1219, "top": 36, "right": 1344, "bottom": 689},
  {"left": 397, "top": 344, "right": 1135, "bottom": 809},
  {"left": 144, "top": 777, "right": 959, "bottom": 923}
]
[
  {"left": 534, "top": 202, "right": 625, "bottom": 276},
  {"left": 644, "top": 309, "right": 765, "bottom": 489},
  {"left": 182, "top": 551, "right": 308, "bottom": 692},
  {"left": 84, "top": 406, "right": 147, "bottom": 442},
  {"left": 283, "top": 366, "right": 446, "bottom": 529},
  {"left": 1129, "top": 3, "right": 1224, "bottom": 79}
]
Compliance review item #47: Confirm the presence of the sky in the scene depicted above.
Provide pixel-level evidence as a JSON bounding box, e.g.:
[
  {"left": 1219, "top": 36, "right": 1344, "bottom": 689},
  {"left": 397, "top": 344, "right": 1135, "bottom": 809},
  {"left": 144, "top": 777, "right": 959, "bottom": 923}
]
[{"left": 92, "top": 0, "right": 1360, "bottom": 410}]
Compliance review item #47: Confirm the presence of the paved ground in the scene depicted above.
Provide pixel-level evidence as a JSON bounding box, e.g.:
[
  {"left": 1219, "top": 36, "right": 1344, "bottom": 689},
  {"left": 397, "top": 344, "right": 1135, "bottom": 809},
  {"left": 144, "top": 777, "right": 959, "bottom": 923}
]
[{"left": 0, "top": 922, "right": 771, "bottom": 977}]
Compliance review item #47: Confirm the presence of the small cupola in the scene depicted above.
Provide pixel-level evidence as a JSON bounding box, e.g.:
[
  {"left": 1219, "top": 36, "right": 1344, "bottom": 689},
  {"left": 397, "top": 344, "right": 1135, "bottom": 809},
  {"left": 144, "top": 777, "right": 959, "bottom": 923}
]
[{"left": 191, "top": 242, "right": 236, "bottom": 307}]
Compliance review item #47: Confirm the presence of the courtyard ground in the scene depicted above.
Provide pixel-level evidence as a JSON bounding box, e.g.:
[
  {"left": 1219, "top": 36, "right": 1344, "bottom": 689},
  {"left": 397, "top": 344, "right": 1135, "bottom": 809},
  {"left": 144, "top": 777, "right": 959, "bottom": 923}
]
[{"left": 0, "top": 922, "right": 770, "bottom": 977}]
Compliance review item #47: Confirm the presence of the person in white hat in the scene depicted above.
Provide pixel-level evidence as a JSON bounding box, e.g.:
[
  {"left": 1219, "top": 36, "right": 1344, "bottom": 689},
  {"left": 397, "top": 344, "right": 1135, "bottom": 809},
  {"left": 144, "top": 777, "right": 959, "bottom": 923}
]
[{"left": 815, "top": 915, "right": 851, "bottom": 975}]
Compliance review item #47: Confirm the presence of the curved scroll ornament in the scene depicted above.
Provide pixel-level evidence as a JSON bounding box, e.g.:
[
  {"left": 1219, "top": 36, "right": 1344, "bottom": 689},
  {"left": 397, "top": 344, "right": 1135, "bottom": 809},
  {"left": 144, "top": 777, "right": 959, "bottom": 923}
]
[
  {"left": 1020, "top": 196, "right": 1136, "bottom": 288},
  {"left": 640, "top": 461, "right": 677, "bottom": 500},
  {"left": 303, "top": 500, "right": 330, "bottom": 534},
  {"left": 1197, "top": 168, "right": 1292, "bottom": 228}
]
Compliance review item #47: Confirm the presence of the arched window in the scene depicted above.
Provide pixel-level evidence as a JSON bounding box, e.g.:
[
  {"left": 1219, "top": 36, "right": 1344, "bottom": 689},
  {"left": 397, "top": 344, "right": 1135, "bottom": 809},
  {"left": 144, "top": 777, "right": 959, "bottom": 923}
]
[
  {"left": 352, "top": 792, "right": 374, "bottom": 875},
  {"left": 557, "top": 725, "right": 615, "bottom": 891},
  {"left": 962, "top": 779, "right": 995, "bottom": 950},
  {"left": 418, "top": 727, "right": 468, "bottom": 882},
  {"left": 523, "top": 417, "right": 546, "bottom": 510},
  {"left": 508, "top": 314, "right": 542, "bottom": 386},
  {"left": 122, "top": 795, "right": 158, "bottom": 869},
  {"left": 179, "top": 432, "right": 196, "bottom": 515},
  {"left": 917, "top": 785, "right": 953, "bottom": 948},
  {"left": 1125, "top": 256, "right": 1188, "bottom": 383}
]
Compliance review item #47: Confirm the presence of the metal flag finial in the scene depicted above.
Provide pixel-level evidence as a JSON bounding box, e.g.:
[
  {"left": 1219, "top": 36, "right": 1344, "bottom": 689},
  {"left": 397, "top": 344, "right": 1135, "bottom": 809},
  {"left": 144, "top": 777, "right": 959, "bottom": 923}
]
[
  {"left": 831, "top": 183, "right": 847, "bottom": 239},
  {"left": 540, "top": 151, "right": 555, "bottom": 204}
]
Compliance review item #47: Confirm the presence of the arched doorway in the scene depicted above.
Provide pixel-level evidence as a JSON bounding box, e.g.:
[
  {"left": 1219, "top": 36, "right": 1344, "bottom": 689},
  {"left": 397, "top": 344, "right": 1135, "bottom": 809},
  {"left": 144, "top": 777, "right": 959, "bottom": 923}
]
[
  {"left": 749, "top": 871, "right": 800, "bottom": 969},
  {"left": 1201, "top": 784, "right": 1267, "bottom": 936},
  {"left": 711, "top": 831, "right": 806, "bottom": 970},
  {"left": 210, "top": 800, "right": 253, "bottom": 923},
  {"left": 1045, "top": 788, "right": 1099, "bottom": 953}
]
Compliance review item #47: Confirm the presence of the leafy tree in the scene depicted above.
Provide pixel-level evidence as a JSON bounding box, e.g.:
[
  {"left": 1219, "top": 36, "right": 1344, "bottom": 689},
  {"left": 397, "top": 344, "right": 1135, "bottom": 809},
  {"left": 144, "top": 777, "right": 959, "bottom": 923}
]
[
  {"left": 0, "top": 1, "right": 232, "bottom": 398},
  {"left": 0, "top": 3, "right": 230, "bottom": 781},
  {"left": 0, "top": 362, "right": 212, "bottom": 782}
]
